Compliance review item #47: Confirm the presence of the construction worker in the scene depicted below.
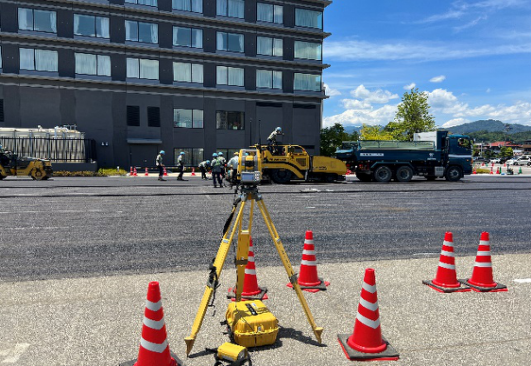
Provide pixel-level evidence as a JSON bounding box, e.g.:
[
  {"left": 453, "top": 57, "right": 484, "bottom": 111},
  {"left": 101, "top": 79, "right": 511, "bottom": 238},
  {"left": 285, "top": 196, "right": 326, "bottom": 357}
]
[
  {"left": 267, "top": 127, "right": 283, "bottom": 154},
  {"left": 211, "top": 153, "right": 223, "bottom": 188},
  {"left": 177, "top": 151, "right": 185, "bottom": 181},
  {"left": 198, "top": 159, "right": 210, "bottom": 180},
  {"left": 156, "top": 150, "right": 165, "bottom": 181},
  {"left": 218, "top": 152, "right": 227, "bottom": 187},
  {"left": 226, "top": 152, "right": 239, "bottom": 185}
]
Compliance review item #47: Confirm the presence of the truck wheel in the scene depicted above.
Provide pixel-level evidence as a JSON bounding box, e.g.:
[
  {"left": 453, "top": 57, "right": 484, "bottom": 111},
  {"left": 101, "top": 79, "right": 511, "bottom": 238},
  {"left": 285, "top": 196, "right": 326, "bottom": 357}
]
[
  {"left": 396, "top": 166, "right": 414, "bottom": 182},
  {"left": 325, "top": 174, "right": 337, "bottom": 183},
  {"left": 373, "top": 166, "right": 392, "bottom": 183},
  {"left": 445, "top": 166, "right": 462, "bottom": 182},
  {"left": 271, "top": 169, "right": 292, "bottom": 184}
]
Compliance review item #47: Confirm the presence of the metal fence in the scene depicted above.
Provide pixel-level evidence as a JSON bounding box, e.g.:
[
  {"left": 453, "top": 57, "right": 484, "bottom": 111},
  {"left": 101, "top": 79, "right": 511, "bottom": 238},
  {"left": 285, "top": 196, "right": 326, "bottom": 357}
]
[{"left": 0, "top": 137, "right": 97, "bottom": 163}]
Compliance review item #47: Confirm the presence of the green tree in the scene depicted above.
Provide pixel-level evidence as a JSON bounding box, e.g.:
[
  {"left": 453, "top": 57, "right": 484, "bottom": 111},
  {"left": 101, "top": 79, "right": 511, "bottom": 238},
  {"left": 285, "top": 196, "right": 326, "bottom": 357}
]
[
  {"left": 391, "top": 88, "right": 436, "bottom": 140},
  {"left": 360, "top": 124, "right": 394, "bottom": 140},
  {"left": 499, "top": 146, "right": 514, "bottom": 158},
  {"left": 320, "top": 123, "right": 352, "bottom": 156}
]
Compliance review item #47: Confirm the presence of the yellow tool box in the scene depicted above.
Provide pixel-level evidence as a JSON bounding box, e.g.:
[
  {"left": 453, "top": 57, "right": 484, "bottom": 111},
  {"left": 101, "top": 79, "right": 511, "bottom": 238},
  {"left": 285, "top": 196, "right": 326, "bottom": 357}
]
[{"left": 225, "top": 300, "right": 279, "bottom": 348}]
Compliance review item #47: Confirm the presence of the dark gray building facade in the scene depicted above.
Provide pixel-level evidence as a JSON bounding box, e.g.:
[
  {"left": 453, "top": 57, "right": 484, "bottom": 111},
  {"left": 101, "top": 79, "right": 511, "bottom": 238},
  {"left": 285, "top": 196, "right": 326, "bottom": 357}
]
[{"left": 0, "top": 0, "right": 330, "bottom": 167}]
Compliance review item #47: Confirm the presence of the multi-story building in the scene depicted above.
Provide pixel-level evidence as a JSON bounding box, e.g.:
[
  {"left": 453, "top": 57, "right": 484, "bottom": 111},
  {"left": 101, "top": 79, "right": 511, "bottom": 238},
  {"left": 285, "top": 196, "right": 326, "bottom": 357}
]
[{"left": 0, "top": 0, "right": 331, "bottom": 168}]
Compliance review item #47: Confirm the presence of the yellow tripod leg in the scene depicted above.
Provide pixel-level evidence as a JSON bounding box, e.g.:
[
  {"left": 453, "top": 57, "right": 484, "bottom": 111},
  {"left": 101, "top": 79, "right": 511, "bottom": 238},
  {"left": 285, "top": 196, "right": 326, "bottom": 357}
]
[
  {"left": 256, "top": 199, "right": 323, "bottom": 343},
  {"left": 184, "top": 200, "right": 247, "bottom": 355}
]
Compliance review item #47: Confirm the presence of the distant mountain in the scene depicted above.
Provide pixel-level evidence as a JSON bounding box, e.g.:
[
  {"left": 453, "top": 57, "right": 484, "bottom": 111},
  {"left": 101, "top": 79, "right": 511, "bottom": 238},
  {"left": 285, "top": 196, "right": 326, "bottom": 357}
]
[
  {"left": 343, "top": 125, "right": 363, "bottom": 134},
  {"left": 445, "top": 120, "right": 531, "bottom": 134}
]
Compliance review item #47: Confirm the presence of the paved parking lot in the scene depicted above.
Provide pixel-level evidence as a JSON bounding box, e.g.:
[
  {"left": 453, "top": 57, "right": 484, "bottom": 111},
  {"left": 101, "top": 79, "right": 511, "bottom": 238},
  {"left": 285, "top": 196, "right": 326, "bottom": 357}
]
[{"left": 0, "top": 176, "right": 530, "bottom": 365}]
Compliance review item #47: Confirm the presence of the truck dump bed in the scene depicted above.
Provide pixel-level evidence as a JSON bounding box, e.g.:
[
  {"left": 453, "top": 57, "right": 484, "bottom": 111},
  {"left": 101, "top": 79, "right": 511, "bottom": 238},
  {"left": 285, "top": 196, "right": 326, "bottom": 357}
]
[{"left": 359, "top": 140, "right": 435, "bottom": 150}]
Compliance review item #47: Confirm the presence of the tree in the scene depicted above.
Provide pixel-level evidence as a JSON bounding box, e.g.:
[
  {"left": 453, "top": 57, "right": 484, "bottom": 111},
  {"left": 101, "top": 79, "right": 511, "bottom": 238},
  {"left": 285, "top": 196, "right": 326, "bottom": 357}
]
[
  {"left": 391, "top": 88, "right": 436, "bottom": 140},
  {"left": 499, "top": 146, "right": 514, "bottom": 158},
  {"left": 319, "top": 123, "right": 358, "bottom": 156},
  {"left": 359, "top": 124, "right": 394, "bottom": 140}
]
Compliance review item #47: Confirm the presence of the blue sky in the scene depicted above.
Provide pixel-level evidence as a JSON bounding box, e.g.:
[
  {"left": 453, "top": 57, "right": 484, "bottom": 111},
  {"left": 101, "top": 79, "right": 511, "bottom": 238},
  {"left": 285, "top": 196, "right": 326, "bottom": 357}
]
[{"left": 322, "top": 0, "right": 531, "bottom": 129}]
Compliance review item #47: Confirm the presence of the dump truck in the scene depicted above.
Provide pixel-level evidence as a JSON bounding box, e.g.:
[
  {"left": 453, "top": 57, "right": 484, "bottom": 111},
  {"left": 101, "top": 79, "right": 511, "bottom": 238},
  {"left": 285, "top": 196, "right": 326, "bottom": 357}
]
[
  {"left": 0, "top": 152, "right": 53, "bottom": 180},
  {"left": 257, "top": 144, "right": 347, "bottom": 183},
  {"left": 334, "top": 131, "right": 473, "bottom": 182}
]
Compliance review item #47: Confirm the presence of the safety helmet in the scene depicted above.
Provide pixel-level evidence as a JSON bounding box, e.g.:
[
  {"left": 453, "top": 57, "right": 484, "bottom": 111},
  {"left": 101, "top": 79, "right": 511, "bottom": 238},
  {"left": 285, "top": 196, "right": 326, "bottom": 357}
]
[
  {"left": 206, "top": 160, "right": 210, "bottom": 164},
  {"left": 180, "top": 151, "right": 185, "bottom": 155},
  {"left": 212, "top": 153, "right": 218, "bottom": 157},
  {"left": 234, "top": 152, "right": 239, "bottom": 156},
  {"left": 160, "top": 150, "right": 165, "bottom": 154},
  {"left": 276, "top": 127, "right": 282, "bottom": 132},
  {"left": 218, "top": 152, "right": 223, "bottom": 156}
]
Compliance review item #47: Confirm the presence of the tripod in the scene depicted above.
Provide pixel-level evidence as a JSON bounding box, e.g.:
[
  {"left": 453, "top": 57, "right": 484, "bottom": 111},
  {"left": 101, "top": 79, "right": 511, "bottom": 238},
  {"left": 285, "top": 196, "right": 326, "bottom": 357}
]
[{"left": 185, "top": 185, "right": 323, "bottom": 355}]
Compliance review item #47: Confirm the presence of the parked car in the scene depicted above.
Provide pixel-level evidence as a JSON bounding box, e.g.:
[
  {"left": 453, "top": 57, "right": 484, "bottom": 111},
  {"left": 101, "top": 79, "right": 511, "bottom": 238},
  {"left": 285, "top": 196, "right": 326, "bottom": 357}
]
[
  {"left": 512, "top": 157, "right": 531, "bottom": 166},
  {"left": 489, "top": 158, "right": 501, "bottom": 164}
]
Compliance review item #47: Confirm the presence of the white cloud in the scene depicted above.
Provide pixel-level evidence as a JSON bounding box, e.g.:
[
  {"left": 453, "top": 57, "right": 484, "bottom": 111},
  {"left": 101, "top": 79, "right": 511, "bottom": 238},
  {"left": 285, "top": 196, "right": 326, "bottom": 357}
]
[
  {"left": 404, "top": 83, "right": 416, "bottom": 90},
  {"left": 324, "top": 83, "right": 342, "bottom": 97},
  {"left": 428, "top": 89, "right": 468, "bottom": 114},
  {"left": 441, "top": 118, "right": 470, "bottom": 128},
  {"left": 486, "top": 88, "right": 491, "bottom": 93},
  {"left": 430, "top": 75, "right": 446, "bottom": 83},
  {"left": 323, "top": 104, "right": 397, "bottom": 128},
  {"left": 350, "top": 85, "right": 399, "bottom": 104}
]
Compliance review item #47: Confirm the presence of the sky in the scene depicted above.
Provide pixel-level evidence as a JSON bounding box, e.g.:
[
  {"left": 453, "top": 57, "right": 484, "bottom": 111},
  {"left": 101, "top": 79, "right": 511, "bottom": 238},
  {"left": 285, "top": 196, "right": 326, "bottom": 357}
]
[{"left": 322, "top": 0, "right": 531, "bottom": 129}]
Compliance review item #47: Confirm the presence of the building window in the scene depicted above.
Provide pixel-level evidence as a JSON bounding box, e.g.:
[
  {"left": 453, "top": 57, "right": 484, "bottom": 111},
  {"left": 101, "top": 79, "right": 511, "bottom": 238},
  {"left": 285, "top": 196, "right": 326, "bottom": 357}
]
[
  {"left": 174, "top": 148, "right": 203, "bottom": 167},
  {"left": 174, "top": 109, "right": 203, "bottom": 128},
  {"left": 257, "top": 3, "right": 282, "bottom": 24},
  {"left": 173, "top": 62, "right": 203, "bottom": 83},
  {"left": 173, "top": 27, "right": 203, "bottom": 48},
  {"left": 217, "top": 32, "right": 244, "bottom": 53},
  {"left": 216, "top": 111, "right": 244, "bottom": 130},
  {"left": 217, "top": 0, "right": 244, "bottom": 19},
  {"left": 294, "top": 41, "right": 322, "bottom": 61},
  {"left": 294, "top": 73, "right": 321, "bottom": 92},
  {"left": 256, "top": 70, "right": 282, "bottom": 89},
  {"left": 75, "top": 53, "right": 111, "bottom": 76},
  {"left": 256, "top": 36, "right": 282, "bottom": 57},
  {"left": 74, "top": 14, "right": 110, "bottom": 39},
  {"left": 18, "top": 8, "right": 57, "bottom": 33},
  {"left": 20, "top": 48, "right": 58, "bottom": 72},
  {"left": 295, "top": 8, "right": 323, "bottom": 29},
  {"left": 127, "top": 106, "right": 140, "bottom": 126},
  {"left": 173, "top": 0, "right": 203, "bottom": 13},
  {"left": 127, "top": 58, "right": 159, "bottom": 80},
  {"left": 217, "top": 66, "right": 244, "bottom": 86},
  {"left": 147, "top": 107, "right": 161, "bottom": 127},
  {"left": 126, "top": 0, "right": 158, "bottom": 7},
  {"left": 125, "top": 20, "right": 158, "bottom": 44}
]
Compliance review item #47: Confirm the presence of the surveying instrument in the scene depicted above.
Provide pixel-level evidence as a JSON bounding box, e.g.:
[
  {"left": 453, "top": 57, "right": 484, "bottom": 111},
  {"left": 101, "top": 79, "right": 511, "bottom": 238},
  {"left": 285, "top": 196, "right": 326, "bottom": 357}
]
[{"left": 185, "top": 147, "right": 323, "bottom": 356}]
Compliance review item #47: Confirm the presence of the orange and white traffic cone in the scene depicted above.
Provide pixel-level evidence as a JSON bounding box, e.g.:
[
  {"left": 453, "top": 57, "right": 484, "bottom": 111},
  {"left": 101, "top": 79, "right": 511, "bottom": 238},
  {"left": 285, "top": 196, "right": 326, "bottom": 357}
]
[
  {"left": 130, "top": 166, "right": 134, "bottom": 176},
  {"left": 145, "top": 167, "right": 149, "bottom": 176},
  {"left": 287, "top": 231, "right": 329, "bottom": 292},
  {"left": 459, "top": 232, "right": 507, "bottom": 292},
  {"left": 422, "top": 232, "right": 470, "bottom": 292},
  {"left": 338, "top": 268, "right": 399, "bottom": 361},
  {"left": 496, "top": 167, "right": 500, "bottom": 174},
  {"left": 133, "top": 167, "right": 138, "bottom": 177},
  {"left": 228, "top": 238, "right": 268, "bottom": 300},
  {"left": 191, "top": 168, "right": 196, "bottom": 176},
  {"left": 163, "top": 167, "right": 168, "bottom": 176},
  {"left": 121, "top": 282, "right": 182, "bottom": 366},
  {"left": 490, "top": 167, "right": 493, "bottom": 174}
]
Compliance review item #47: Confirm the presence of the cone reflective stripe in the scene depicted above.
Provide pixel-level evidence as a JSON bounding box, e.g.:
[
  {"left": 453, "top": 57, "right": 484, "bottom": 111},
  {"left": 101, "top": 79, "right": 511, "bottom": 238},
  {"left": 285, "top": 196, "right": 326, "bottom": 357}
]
[
  {"left": 191, "top": 168, "right": 196, "bottom": 176},
  {"left": 118, "top": 281, "right": 182, "bottom": 366},
  {"left": 145, "top": 167, "right": 149, "bottom": 176},
  {"left": 287, "top": 231, "right": 329, "bottom": 292},
  {"left": 163, "top": 167, "right": 168, "bottom": 176},
  {"left": 133, "top": 167, "right": 138, "bottom": 176},
  {"left": 228, "top": 239, "right": 268, "bottom": 300},
  {"left": 338, "top": 268, "right": 399, "bottom": 361},
  {"left": 459, "top": 232, "right": 507, "bottom": 292},
  {"left": 130, "top": 166, "right": 134, "bottom": 176},
  {"left": 423, "top": 232, "right": 470, "bottom": 292}
]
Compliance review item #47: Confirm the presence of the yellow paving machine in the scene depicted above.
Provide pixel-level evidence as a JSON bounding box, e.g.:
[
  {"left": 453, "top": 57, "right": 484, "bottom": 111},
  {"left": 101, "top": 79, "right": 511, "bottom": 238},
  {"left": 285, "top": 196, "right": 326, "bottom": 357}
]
[{"left": 0, "top": 151, "right": 53, "bottom": 180}]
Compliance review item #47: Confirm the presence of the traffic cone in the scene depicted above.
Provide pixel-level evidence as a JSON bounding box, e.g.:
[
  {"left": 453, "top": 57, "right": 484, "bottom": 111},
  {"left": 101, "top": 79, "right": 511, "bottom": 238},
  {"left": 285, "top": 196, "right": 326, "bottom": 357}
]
[
  {"left": 144, "top": 167, "right": 149, "bottom": 176},
  {"left": 459, "top": 232, "right": 507, "bottom": 292},
  {"left": 518, "top": 167, "right": 522, "bottom": 174},
  {"left": 130, "top": 166, "right": 134, "bottom": 176},
  {"left": 120, "top": 282, "right": 182, "bottom": 366},
  {"left": 287, "top": 231, "right": 329, "bottom": 292},
  {"left": 496, "top": 167, "right": 500, "bottom": 174},
  {"left": 422, "top": 232, "right": 470, "bottom": 293},
  {"left": 490, "top": 167, "right": 493, "bottom": 174},
  {"left": 191, "top": 168, "right": 196, "bottom": 176},
  {"left": 481, "top": 162, "right": 485, "bottom": 167},
  {"left": 228, "top": 238, "right": 268, "bottom": 300},
  {"left": 133, "top": 167, "right": 138, "bottom": 176},
  {"left": 472, "top": 168, "right": 477, "bottom": 174},
  {"left": 163, "top": 167, "right": 168, "bottom": 176},
  {"left": 338, "top": 268, "right": 399, "bottom": 361}
]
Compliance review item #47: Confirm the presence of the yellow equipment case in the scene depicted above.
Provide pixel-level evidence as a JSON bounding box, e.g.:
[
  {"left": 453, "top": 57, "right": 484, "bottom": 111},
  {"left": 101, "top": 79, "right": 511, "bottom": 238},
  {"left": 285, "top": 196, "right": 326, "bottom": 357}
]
[{"left": 225, "top": 300, "right": 279, "bottom": 348}]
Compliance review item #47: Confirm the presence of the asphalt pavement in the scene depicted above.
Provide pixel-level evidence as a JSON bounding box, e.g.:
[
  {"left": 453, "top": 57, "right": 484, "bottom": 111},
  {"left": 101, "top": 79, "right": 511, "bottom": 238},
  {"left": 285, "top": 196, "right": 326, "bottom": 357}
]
[{"left": 0, "top": 174, "right": 530, "bottom": 365}]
